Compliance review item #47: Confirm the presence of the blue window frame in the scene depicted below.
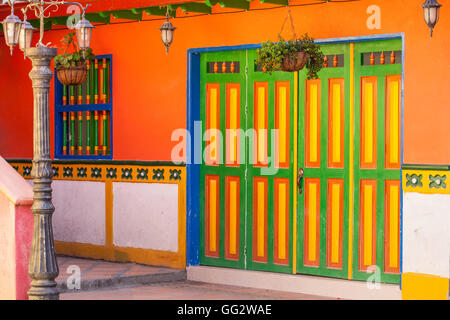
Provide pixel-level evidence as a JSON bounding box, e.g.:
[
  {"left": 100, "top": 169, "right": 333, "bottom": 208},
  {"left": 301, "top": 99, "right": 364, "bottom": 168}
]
[{"left": 54, "top": 54, "right": 113, "bottom": 159}]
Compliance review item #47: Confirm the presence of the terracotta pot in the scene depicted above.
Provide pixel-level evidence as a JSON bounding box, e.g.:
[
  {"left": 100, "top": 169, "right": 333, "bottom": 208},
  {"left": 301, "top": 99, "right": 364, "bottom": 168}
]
[
  {"left": 57, "top": 64, "right": 87, "bottom": 86},
  {"left": 281, "top": 51, "right": 308, "bottom": 72}
]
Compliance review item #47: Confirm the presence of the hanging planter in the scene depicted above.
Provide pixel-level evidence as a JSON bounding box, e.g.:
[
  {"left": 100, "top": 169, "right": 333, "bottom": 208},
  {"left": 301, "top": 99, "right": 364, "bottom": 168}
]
[
  {"left": 57, "top": 64, "right": 87, "bottom": 86},
  {"left": 256, "top": 9, "right": 324, "bottom": 79},
  {"left": 54, "top": 32, "right": 95, "bottom": 86}
]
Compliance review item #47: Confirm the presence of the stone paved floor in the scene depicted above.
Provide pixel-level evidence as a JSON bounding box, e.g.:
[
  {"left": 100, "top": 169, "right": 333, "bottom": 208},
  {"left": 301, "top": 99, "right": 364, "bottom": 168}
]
[
  {"left": 56, "top": 255, "right": 180, "bottom": 283},
  {"left": 61, "top": 281, "right": 335, "bottom": 300},
  {"left": 57, "top": 255, "right": 335, "bottom": 300}
]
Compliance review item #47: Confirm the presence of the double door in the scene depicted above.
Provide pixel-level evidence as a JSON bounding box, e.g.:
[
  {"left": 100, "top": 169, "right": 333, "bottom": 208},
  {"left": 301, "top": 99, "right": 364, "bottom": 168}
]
[{"left": 199, "top": 39, "right": 402, "bottom": 284}]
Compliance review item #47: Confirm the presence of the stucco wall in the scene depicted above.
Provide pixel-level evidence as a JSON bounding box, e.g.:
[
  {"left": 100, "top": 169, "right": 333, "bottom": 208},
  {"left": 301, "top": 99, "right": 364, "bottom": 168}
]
[{"left": 0, "top": 0, "right": 449, "bottom": 165}]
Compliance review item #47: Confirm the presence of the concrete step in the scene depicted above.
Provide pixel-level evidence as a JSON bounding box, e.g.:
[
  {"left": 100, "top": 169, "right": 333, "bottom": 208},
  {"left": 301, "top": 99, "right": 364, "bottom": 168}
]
[{"left": 56, "top": 255, "right": 186, "bottom": 293}]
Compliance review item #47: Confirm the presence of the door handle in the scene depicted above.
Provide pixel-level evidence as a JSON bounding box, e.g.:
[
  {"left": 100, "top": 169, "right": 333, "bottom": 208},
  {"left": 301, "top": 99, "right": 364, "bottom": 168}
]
[{"left": 297, "top": 167, "right": 304, "bottom": 194}]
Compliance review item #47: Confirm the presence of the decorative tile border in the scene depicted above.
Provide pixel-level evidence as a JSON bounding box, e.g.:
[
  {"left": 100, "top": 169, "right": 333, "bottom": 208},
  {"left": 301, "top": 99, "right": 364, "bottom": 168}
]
[
  {"left": 8, "top": 160, "right": 185, "bottom": 185},
  {"left": 403, "top": 169, "right": 449, "bottom": 194}
]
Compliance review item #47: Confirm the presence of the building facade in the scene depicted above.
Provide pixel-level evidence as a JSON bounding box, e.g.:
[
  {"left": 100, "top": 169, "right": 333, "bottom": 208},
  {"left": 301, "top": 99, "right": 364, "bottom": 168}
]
[{"left": 0, "top": 0, "right": 448, "bottom": 299}]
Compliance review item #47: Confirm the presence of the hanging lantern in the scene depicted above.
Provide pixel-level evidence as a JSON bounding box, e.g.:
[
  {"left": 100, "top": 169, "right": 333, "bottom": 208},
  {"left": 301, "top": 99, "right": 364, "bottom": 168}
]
[
  {"left": 19, "top": 20, "right": 35, "bottom": 51},
  {"left": 159, "top": 15, "right": 176, "bottom": 54},
  {"left": 74, "top": 17, "right": 94, "bottom": 50},
  {"left": 2, "top": 12, "right": 23, "bottom": 55},
  {"left": 421, "top": 0, "right": 442, "bottom": 37}
]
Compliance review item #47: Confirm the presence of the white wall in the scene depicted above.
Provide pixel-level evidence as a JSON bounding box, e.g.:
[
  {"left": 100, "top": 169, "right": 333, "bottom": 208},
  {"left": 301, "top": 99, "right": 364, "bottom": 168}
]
[
  {"left": 403, "top": 192, "right": 450, "bottom": 278},
  {"left": 113, "top": 182, "right": 179, "bottom": 252},
  {"left": 53, "top": 180, "right": 106, "bottom": 245}
]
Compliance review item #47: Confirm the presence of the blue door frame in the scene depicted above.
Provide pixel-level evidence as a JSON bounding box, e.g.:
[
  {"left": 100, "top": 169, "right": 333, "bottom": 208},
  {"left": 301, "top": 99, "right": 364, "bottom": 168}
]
[{"left": 186, "top": 34, "right": 406, "bottom": 277}]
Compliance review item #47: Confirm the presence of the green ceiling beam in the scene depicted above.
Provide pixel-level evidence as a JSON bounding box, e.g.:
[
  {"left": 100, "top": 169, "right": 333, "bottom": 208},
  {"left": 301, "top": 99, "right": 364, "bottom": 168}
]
[
  {"left": 29, "top": 19, "right": 52, "bottom": 31},
  {"left": 259, "top": 0, "right": 289, "bottom": 5},
  {"left": 85, "top": 12, "right": 111, "bottom": 24},
  {"left": 168, "top": 3, "right": 212, "bottom": 14},
  {"left": 51, "top": 16, "right": 70, "bottom": 26},
  {"left": 112, "top": 10, "right": 142, "bottom": 21},
  {"left": 205, "top": 0, "right": 249, "bottom": 10},
  {"left": 98, "top": 11, "right": 113, "bottom": 18},
  {"left": 143, "top": 7, "right": 176, "bottom": 18}
]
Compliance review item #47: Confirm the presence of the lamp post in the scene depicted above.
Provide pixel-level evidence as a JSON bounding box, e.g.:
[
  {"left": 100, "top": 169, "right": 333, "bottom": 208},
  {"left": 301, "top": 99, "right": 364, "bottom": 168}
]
[{"left": 1, "top": 0, "right": 93, "bottom": 300}]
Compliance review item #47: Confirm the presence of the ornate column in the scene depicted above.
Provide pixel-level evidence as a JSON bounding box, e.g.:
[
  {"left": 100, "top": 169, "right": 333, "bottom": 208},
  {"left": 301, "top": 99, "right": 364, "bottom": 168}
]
[{"left": 26, "top": 46, "right": 59, "bottom": 300}]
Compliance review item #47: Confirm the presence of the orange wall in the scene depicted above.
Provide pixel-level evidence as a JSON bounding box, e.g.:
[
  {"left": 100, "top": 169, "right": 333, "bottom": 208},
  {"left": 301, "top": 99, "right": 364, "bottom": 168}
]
[{"left": 0, "top": 0, "right": 449, "bottom": 164}]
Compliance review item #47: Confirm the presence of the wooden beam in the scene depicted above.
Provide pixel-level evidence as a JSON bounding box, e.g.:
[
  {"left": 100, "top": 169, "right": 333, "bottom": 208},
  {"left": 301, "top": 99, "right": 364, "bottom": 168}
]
[
  {"left": 111, "top": 10, "right": 142, "bottom": 21},
  {"left": 168, "top": 3, "right": 212, "bottom": 14},
  {"left": 206, "top": 0, "right": 250, "bottom": 10},
  {"left": 144, "top": 7, "right": 176, "bottom": 18},
  {"left": 259, "top": 0, "right": 289, "bottom": 5},
  {"left": 85, "top": 13, "right": 111, "bottom": 24}
]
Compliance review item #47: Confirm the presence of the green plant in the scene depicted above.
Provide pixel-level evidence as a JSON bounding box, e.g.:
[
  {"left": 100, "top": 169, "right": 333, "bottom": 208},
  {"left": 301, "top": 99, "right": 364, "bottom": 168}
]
[
  {"left": 256, "top": 33, "right": 324, "bottom": 79},
  {"left": 54, "top": 32, "right": 95, "bottom": 69}
]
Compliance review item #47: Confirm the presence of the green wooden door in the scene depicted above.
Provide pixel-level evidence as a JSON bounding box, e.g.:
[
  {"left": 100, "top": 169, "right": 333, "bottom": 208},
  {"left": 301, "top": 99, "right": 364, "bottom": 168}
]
[
  {"left": 198, "top": 38, "right": 402, "bottom": 284},
  {"left": 297, "top": 43, "right": 351, "bottom": 279},
  {"left": 352, "top": 39, "right": 402, "bottom": 284},
  {"left": 199, "top": 50, "right": 247, "bottom": 269},
  {"left": 245, "top": 50, "right": 295, "bottom": 274},
  {"left": 199, "top": 49, "right": 295, "bottom": 273}
]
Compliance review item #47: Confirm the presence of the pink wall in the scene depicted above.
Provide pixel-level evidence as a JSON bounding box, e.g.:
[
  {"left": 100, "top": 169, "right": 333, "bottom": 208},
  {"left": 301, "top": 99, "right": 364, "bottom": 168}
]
[{"left": 0, "top": 156, "right": 33, "bottom": 300}]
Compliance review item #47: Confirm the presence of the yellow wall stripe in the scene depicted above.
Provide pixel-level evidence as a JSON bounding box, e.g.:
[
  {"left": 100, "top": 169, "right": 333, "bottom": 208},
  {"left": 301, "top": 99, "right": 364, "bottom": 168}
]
[
  {"left": 105, "top": 181, "right": 113, "bottom": 247},
  {"left": 278, "top": 182, "right": 287, "bottom": 260}
]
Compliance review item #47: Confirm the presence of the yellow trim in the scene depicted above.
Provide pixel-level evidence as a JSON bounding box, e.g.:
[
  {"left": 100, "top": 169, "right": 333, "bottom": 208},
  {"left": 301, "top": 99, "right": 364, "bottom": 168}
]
[
  {"left": 229, "top": 180, "right": 237, "bottom": 255},
  {"left": 364, "top": 82, "right": 374, "bottom": 163},
  {"left": 12, "top": 162, "right": 187, "bottom": 270},
  {"left": 257, "top": 86, "right": 266, "bottom": 164},
  {"left": 210, "top": 179, "right": 217, "bottom": 253},
  {"left": 55, "top": 241, "right": 185, "bottom": 269},
  {"left": 308, "top": 183, "right": 317, "bottom": 262},
  {"left": 279, "top": 86, "right": 287, "bottom": 164},
  {"left": 292, "top": 71, "right": 298, "bottom": 274},
  {"left": 402, "top": 272, "right": 449, "bottom": 300},
  {"left": 257, "top": 181, "right": 265, "bottom": 257},
  {"left": 210, "top": 88, "right": 218, "bottom": 162},
  {"left": 331, "top": 182, "right": 340, "bottom": 264},
  {"left": 403, "top": 169, "right": 450, "bottom": 194},
  {"left": 230, "top": 88, "right": 238, "bottom": 164},
  {"left": 310, "top": 84, "right": 318, "bottom": 163},
  {"left": 105, "top": 181, "right": 113, "bottom": 247},
  {"left": 363, "top": 184, "right": 373, "bottom": 266},
  {"left": 278, "top": 182, "right": 287, "bottom": 260},
  {"left": 389, "top": 184, "right": 399, "bottom": 269},
  {"left": 390, "top": 80, "right": 400, "bottom": 165},
  {"left": 332, "top": 83, "right": 341, "bottom": 163},
  {"left": 12, "top": 163, "right": 185, "bottom": 185},
  {"left": 348, "top": 42, "right": 355, "bottom": 279}
]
